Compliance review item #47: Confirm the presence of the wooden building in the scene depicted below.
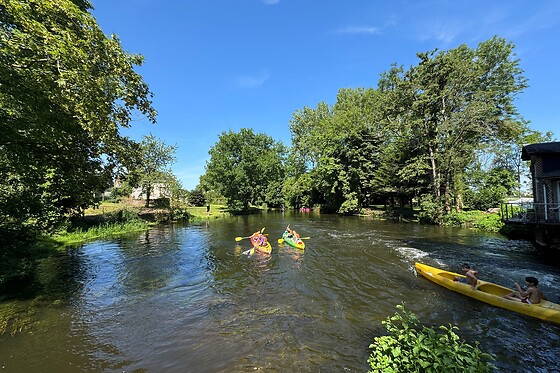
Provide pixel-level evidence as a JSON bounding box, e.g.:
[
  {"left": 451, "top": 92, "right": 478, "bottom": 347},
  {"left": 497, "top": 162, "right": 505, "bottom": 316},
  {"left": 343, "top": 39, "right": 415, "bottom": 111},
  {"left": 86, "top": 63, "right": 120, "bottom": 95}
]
[
  {"left": 502, "top": 141, "right": 560, "bottom": 249},
  {"left": 522, "top": 141, "right": 560, "bottom": 223}
]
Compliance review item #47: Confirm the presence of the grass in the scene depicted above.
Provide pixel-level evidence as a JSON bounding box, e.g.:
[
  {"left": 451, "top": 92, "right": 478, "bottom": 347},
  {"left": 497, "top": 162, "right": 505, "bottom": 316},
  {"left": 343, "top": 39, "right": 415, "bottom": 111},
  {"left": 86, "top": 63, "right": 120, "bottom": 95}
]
[
  {"left": 186, "top": 204, "right": 230, "bottom": 220},
  {"left": 83, "top": 201, "right": 136, "bottom": 216},
  {"left": 51, "top": 220, "right": 149, "bottom": 245},
  {"left": 53, "top": 201, "right": 231, "bottom": 245}
]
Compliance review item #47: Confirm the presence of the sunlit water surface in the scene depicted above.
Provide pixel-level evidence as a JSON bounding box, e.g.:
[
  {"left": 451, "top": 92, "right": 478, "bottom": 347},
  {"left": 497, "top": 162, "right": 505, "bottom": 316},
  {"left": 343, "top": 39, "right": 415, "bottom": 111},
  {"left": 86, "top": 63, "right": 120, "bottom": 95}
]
[{"left": 1, "top": 212, "right": 559, "bottom": 372}]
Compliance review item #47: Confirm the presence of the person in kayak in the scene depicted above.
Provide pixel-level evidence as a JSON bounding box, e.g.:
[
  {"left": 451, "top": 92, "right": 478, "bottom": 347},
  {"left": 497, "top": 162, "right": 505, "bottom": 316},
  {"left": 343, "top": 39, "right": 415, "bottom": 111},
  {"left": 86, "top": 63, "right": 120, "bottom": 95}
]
[
  {"left": 286, "top": 225, "right": 300, "bottom": 239},
  {"left": 453, "top": 263, "right": 478, "bottom": 290},
  {"left": 503, "top": 276, "right": 545, "bottom": 304},
  {"left": 252, "top": 229, "right": 268, "bottom": 246}
]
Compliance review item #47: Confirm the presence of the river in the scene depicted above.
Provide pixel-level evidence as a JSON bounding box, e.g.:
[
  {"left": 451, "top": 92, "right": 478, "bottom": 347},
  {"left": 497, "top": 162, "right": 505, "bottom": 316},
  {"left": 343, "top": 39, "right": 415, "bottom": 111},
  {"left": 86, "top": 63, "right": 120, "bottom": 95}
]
[{"left": 1, "top": 212, "right": 559, "bottom": 372}]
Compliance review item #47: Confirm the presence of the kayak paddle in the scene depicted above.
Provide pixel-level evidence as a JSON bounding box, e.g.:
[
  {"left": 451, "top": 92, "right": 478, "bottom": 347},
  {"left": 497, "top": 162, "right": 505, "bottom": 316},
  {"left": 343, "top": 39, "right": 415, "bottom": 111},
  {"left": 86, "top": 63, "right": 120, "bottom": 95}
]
[
  {"left": 235, "top": 233, "right": 269, "bottom": 241},
  {"left": 278, "top": 237, "right": 310, "bottom": 243}
]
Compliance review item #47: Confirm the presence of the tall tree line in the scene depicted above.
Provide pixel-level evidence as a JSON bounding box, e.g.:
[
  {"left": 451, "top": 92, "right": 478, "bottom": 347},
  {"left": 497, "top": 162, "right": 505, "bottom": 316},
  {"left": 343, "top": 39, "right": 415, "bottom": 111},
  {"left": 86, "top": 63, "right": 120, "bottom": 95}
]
[{"left": 203, "top": 37, "right": 551, "bottom": 220}]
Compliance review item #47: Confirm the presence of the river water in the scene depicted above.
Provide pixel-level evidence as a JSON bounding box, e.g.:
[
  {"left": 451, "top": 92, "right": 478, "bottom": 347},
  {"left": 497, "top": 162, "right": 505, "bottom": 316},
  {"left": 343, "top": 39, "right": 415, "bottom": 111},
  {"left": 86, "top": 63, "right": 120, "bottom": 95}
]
[{"left": 1, "top": 212, "right": 559, "bottom": 372}]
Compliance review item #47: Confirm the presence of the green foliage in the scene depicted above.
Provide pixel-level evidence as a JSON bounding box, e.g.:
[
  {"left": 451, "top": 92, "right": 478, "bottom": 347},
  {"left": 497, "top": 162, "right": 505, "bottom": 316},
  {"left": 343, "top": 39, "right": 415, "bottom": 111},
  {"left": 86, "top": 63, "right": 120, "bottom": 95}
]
[
  {"left": 0, "top": 0, "right": 156, "bottom": 234},
  {"left": 464, "top": 165, "right": 517, "bottom": 211},
  {"left": 418, "top": 194, "right": 445, "bottom": 224},
  {"left": 438, "top": 210, "right": 504, "bottom": 232},
  {"left": 188, "top": 189, "right": 206, "bottom": 207},
  {"left": 288, "top": 89, "right": 386, "bottom": 212},
  {"left": 284, "top": 37, "right": 529, "bottom": 218},
  {"left": 52, "top": 220, "right": 148, "bottom": 245},
  {"left": 202, "top": 128, "right": 286, "bottom": 211},
  {"left": 127, "top": 134, "right": 178, "bottom": 207},
  {"left": 472, "top": 212, "right": 503, "bottom": 232},
  {"left": 377, "top": 36, "right": 527, "bottom": 214},
  {"left": 282, "top": 173, "right": 315, "bottom": 209},
  {"left": 110, "top": 181, "right": 134, "bottom": 200},
  {"left": 368, "top": 305, "right": 494, "bottom": 373}
]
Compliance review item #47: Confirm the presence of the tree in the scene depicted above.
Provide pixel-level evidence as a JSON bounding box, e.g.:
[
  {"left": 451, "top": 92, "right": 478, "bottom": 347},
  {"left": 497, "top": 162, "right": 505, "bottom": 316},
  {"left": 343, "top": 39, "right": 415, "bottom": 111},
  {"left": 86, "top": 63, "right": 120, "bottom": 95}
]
[
  {"left": 203, "top": 128, "right": 286, "bottom": 211},
  {"left": 490, "top": 129, "right": 554, "bottom": 197},
  {"left": 380, "top": 36, "right": 527, "bottom": 220},
  {"left": 464, "top": 165, "right": 517, "bottom": 210},
  {"left": 127, "top": 134, "right": 177, "bottom": 208},
  {"left": 188, "top": 188, "right": 206, "bottom": 207},
  {"left": 0, "top": 0, "right": 156, "bottom": 235},
  {"left": 288, "top": 88, "right": 385, "bottom": 213}
]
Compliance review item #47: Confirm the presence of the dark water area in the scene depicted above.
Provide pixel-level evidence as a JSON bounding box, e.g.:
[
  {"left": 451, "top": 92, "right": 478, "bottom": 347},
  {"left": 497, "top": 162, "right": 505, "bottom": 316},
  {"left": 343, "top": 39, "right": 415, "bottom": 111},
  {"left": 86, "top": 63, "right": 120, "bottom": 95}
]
[{"left": 1, "top": 211, "right": 559, "bottom": 372}]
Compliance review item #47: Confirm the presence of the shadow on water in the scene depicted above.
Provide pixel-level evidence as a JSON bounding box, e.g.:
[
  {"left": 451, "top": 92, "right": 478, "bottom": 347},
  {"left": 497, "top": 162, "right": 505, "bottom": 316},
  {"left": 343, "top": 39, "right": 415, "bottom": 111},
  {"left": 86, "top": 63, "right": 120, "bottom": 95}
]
[{"left": 1, "top": 212, "right": 559, "bottom": 372}]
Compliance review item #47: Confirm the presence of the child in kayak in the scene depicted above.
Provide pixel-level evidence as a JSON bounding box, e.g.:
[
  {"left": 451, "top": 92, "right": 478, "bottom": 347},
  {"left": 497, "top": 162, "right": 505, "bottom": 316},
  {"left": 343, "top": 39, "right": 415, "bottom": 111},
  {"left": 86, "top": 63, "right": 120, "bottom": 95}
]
[
  {"left": 251, "top": 229, "right": 268, "bottom": 246},
  {"left": 503, "top": 276, "right": 545, "bottom": 304},
  {"left": 286, "top": 225, "right": 300, "bottom": 239},
  {"left": 453, "top": 263, "right": 478, "bottom": 290}
]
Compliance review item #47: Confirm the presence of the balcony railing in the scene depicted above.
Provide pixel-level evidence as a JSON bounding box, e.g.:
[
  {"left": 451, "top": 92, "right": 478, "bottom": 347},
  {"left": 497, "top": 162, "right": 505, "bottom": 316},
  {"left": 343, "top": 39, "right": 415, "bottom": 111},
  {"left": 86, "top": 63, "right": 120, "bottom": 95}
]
[{"left": 501, "top": 202, "right": 560, "bottom": 224}]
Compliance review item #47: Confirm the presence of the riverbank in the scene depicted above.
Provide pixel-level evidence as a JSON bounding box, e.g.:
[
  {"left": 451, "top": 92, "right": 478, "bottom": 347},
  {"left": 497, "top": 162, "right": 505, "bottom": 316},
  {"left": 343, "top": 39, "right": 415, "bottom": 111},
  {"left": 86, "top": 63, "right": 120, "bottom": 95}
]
[
  {"left": 52, "top": 202, "right": 232, "bottom": 245},
  {"left": 362, "top": 206, "right": 505, "bottom": 233}
]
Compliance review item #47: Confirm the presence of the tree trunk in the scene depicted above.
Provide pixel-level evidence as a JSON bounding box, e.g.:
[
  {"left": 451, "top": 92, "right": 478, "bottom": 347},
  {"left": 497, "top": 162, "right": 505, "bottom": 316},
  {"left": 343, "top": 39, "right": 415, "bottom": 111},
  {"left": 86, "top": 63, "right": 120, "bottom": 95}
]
[
  {"left": 428, "top": 143, "right": 440, "bottom": 199},
  {"left": 145, "top": 183, "right": 152, "bottom": 208}
]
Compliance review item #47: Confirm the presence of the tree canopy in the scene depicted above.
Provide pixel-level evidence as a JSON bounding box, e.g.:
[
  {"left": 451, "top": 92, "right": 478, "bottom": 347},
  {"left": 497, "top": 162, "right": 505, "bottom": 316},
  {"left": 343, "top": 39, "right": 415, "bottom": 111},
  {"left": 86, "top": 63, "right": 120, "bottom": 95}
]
[
  {"left": 127, "top": 134, "right": 178, "bottom": 207},
  {"left": 202, "top": 128, "right": 286, "bottom": 211},
  {"left": 0, "top": 0, "right": 156, "bottom": 236},
  {"left": 283, "top": 36, "right": 533, "bottom": 218}
]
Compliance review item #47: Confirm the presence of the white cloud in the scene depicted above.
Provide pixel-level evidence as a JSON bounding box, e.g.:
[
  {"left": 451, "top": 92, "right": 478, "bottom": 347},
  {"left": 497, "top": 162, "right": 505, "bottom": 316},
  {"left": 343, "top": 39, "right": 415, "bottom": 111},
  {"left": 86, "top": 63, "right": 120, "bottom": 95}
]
[
  {"left": 336, "top": 26, "right": 381, "bottom": 35},
  {"left": 233, "top": 69, "right": 270, "bottom": 89},
  {"left": 414, "top": 20, "right": 461, "bottom": 46},
  {"left": 506, "top": 5, "right": 560, "bottom": 38}
]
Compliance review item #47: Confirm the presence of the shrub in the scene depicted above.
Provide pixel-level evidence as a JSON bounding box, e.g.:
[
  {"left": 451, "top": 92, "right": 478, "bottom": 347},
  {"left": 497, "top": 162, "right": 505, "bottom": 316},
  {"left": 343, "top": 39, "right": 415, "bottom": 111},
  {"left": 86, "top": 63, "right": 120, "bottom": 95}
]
[
  {"left": 368, "top": 305, "right": 494, "bottom": 372},
  {"left": 418, "top": 194, "right": 445, "bottom": 224},
  {"left": 188, "top": 189, "right": 206, "bottom": 206}
]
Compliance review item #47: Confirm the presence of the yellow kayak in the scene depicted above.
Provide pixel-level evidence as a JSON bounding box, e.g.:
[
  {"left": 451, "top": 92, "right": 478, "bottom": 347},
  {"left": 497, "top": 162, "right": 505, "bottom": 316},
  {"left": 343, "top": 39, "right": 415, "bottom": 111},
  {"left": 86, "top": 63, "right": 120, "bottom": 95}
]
[
  {"left": 250, "top": 234, "right": 272, "bottom": 254},
  {"left": 415, "top": 262, "right": 560, "bottom": 325}
]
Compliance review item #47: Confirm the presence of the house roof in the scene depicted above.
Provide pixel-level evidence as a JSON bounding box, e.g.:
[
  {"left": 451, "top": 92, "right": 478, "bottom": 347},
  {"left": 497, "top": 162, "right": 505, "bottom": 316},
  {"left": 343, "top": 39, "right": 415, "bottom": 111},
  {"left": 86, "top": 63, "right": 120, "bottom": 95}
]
[{"left": 521, "top": 142, "right": 560, "bottom": 161}]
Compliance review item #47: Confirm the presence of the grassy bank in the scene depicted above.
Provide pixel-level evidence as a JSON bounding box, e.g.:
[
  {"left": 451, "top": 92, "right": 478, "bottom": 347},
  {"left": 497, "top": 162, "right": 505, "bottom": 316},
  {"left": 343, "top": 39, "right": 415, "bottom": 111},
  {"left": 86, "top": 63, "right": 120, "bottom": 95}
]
[
  {"left": 186, "top": 204, "right": 230, "bottom": 221},
  {"left": 363, "top": 206, "right": 504, "bottom": 233},
  {"left": 52, "top": 202, "right": 231, "bottom": 245},
  {"left": 51, "top": 220, "right": 149, "bottom": 245}
]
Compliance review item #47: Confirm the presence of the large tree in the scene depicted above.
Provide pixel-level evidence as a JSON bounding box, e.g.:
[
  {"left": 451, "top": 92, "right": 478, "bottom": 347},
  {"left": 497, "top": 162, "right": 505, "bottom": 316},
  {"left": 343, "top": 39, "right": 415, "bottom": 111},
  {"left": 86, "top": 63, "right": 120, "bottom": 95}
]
[
  {"left": 0, "top": 0, "right": 156, "bottom": 235},
  {"left": 127, "top": 134, "right": 178, "bottom": 208},
  {"left": 202, "top": 128, "right": 286, "bottom": 211},
  {"left": 380, "top": 36, "right": 528, "bottom": 219},
  {"left": 288, "top": 88, "right": 385, "bottom": 213}
]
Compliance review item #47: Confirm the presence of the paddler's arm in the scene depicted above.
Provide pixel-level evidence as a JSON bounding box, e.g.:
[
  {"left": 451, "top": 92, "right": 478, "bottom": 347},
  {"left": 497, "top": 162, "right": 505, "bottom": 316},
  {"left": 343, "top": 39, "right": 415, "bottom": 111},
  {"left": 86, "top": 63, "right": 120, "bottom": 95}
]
[{"left": 514, "top": 282, "right": 529, "bottom": 297}]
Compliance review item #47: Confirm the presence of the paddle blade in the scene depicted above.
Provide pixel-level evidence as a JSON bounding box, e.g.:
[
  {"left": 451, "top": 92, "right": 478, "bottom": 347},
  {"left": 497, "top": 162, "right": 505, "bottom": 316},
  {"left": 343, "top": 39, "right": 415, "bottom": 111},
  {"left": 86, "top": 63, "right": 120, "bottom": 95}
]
[
  {"left": 235, "top": 236, "right": 247, "bottom": 241},
  {"left": 277, "top": 238, "right": 284, "bottom": 243}
]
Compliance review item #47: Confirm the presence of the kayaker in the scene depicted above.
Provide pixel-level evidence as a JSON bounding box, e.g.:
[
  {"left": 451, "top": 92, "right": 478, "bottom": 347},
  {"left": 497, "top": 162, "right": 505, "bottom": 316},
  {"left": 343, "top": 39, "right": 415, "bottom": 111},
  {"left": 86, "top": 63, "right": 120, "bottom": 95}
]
[
  {"left": 503, "top": 276, "right": 546, "bottom": 304},
  {"left": 453, "top": 263, "right": 478, "bottom": 290},
  {"left": 286, "top": 225, "right": 300, "bottom": 239},
  {"left": 252, "top": 230, "right": 267, "bottom": 246}
]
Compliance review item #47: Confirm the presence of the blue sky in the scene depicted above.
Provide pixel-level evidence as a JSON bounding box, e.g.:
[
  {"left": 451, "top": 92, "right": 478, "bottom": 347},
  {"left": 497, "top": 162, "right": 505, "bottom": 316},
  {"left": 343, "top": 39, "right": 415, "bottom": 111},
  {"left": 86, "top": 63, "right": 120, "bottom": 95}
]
[{"left": 91, "top": 0, "right": 560, "bottom": 190}]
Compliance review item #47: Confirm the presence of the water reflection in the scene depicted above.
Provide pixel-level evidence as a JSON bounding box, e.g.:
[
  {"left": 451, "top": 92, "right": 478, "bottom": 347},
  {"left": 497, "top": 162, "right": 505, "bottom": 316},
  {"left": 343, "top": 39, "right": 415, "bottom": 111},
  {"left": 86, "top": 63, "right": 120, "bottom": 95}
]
[{"left": 1, "top": 214, "right": 559, "bottom": 372}]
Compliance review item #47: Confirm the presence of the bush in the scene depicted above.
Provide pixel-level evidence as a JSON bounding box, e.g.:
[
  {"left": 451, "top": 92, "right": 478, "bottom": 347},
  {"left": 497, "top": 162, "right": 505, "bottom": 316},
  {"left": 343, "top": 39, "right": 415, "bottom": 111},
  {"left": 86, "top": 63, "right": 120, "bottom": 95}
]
[
  {"left": 368, "top": 305, "right": 494, "bottom": 373},
  {"left": 188, "top": 189, "right": 206, "bottom": 206},
  {"left": 418, "top": 194, "right": 444, "bottom": 224}
]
